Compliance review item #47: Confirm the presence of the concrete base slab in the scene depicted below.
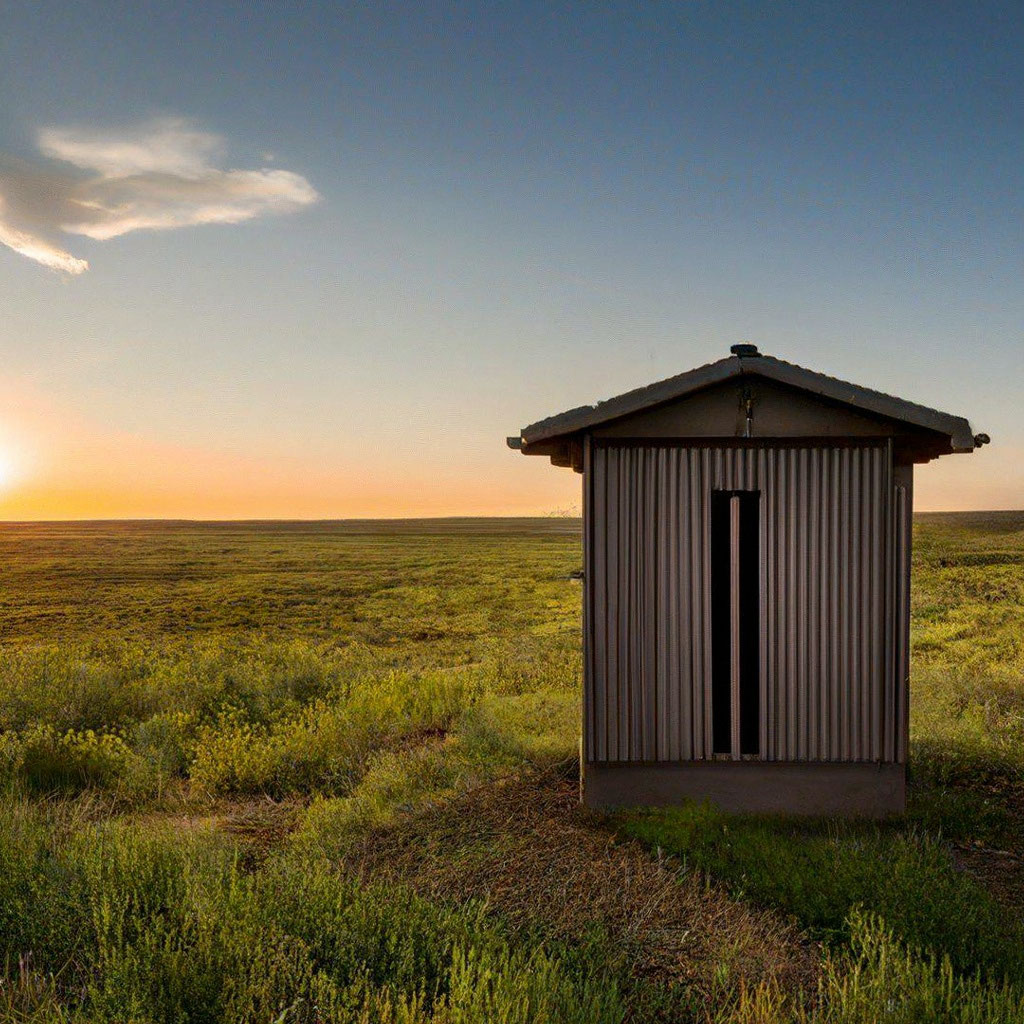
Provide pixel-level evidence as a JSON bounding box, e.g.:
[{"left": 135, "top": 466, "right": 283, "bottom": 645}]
[{"left": 584, "top": 761, "right": 906, "bottom": 817}]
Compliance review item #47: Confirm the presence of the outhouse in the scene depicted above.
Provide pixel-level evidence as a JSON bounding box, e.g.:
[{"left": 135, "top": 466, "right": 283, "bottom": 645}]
[{"left": 508, "top": 345, "right": 988, "bottom": 815}]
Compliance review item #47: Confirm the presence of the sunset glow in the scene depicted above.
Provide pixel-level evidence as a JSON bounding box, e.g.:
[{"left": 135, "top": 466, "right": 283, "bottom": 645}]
[
  {"left": 0, "top": 453, "right": 14, "bottom": 491},
  {"left": 1, "top": 5, "right": 1021, "bottom": 519}
]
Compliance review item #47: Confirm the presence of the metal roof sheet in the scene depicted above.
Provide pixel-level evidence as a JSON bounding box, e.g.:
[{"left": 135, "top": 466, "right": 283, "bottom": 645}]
[{"left": 517, "top": 350, "right": 980, "bottom": 453}]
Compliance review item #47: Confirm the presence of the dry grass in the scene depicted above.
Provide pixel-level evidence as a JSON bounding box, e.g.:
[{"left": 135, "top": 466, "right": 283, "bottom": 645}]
[
  {"left": 344, "top": 769, "right": 819, "bottom": 1000},
  {"left": 949, "top": 785, "right": 1024, "bottom": 909},
  {"left": 217, "top": 797, "right": 303, "bottom": 844}
]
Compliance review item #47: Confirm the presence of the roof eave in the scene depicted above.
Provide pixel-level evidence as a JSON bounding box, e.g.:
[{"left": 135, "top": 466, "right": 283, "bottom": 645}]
[{"left": 514, "top": 353, "right": 982, "bottom": 455}]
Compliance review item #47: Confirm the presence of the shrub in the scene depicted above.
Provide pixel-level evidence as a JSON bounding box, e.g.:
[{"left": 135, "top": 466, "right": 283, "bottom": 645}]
[
  {"left": 190, "top": 670, "right": 480, "bottom": 796},
  {"left": 911, "top": 664, "right": 1024, "bottom": 787},
  {"left": 4, "top": 725, "right": 136, "bottom": 794},
  {"left": 457, "top": 689, "right": 579, "bottom": 766},
  {"left": 292, "top": 689, "right": 580, "bottom": 856},
  {"left": 0, "top": 644, "right": 155, "bottom": 734},
  {"left": 131, "top": 708, "right": 200, "bottom": 779}
]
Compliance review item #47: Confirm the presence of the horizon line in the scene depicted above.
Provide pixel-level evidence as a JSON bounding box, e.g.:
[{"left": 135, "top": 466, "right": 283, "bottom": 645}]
[{"left": 0, "top": 509, "right": 1020, "bottom": 526}]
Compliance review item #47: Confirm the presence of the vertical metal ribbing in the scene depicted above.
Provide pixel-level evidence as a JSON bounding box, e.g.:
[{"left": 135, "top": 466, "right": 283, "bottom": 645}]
[
  {"left": 654, "top": 447, "right": 669, "bottom": 761},
  {"left": 666, "top": 448, "right": 682, "bottom": 760},
  {"left": 689, "top": 448, "right": 704, "bottom": 758},
  {"left": 601, "top": 447, "right": 613, "bottom": 761},
  {"left": 590, "top": 446, "right": 606, "bottom": 762},
  {"left": 843, "top": 448, "right": 851, "bottom": 761},
  {"left": 785, "top": 448, "right": 798, "bottom": 760},
  {"left": 626, "top": 447, "right": 639, "bottom": 761},
  {"left": 895, "top": 465, "right": 913, "bottom": 763},
  {"left": 632, "top": 447, "right": 643, "bottom": 761},
  {"left": 771, "top": 447, "right": 784, "bottom": 760},
  {"left": 599, "top": 445, "right": 610, "bottom": 763},
  {"left": 758, "top": 447, "right": 770, "bottom": 760},
  {"left": 700, "top": 447, "right": 713, "bottom": 758},
  {"left": 882, "top": 444, "right": 896, "bottom": 762},
  {"left": 678, "top": 450, "right": 692, "bottom": 759},
  {"left": 624, "top": 447, "right": 635, "bottom": 762},
  {"left": 815, "top": 448, "right": 828, "bottom": 760},
  {"left": 796, "top": 447, "right": 809, "bottom": 760},
  {"left": 635, "top": 449, "right": 647, "bottom": 760},
  {"left": 883, "top": 459, "right": 894, "bottom": 762},
  {"left": 607, "top": 445, "right": 618, "bottom": 763},
  {"left": 606, "top": 450, "right": 622, "bottom": 761},
  {"left": 857, "top": 449, "right": 868, "bottom": 761},
  {"left": 851, "top": 446, "right": 864, "bottom": 761},
  {"left": 582, "top": 437, "right": 593, "bottom": 762},
  {"left": 644, "top": 449, "right": 659, "bottom": 761},
  {"left": 861, "top": 449, "right": 875, "bottom": 761},
  {"left": 870, "top": 447, "right": 885, "bottom": 761},
  {"left": 864, "top": 448, "right": 873, "bottom": 761},
  {"left": 855, "top": 447, "right": 867, "bottom": 762},
  {"left": 828, "top": 448, "right": 841, "bottom": 760},
  {"left": 786, "top": 448, "right": 797, "bottom": 761},
  {"left": 587, "top": 441, "right": 894, "bottom": 767},
  {"left": 766, "top": 450, "right": 778, "bottom": 759},
  {"left": 807, "top": 448, "right": 821, "bottom": 761},
  {"left": 737, "top": 443, "right": 890, "bottom": 764},
  {"left": 864, "top": 449, "right": 874, "bottom": 760},
  {"left": 767, "top": 448, "right": 778, "bottom": 760},
  {"left": 729, "top": 494, "right": 742, "bottom": 759},
  {"left": 619, "top": 447, "right": 629, "bottom": 761},
  {"left": 587, "top": 443, "right": 713, "bottom": 763},
  {"left": 635, "top": 449, "right": 646, "bottom": 760},
  {"left": 774, "top": 449, "right": 786, "bottom": 761},
  {"left": 848, "top": 447, "right": 860, "bottom": 761}
]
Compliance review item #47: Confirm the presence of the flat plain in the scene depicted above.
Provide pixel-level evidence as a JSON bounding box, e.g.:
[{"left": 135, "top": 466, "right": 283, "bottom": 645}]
[{"left": 0, "top": 513, "right": 1022, "bottom": 1022}]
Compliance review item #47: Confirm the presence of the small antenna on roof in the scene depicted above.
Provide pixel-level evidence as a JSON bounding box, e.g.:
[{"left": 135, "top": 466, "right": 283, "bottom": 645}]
[{"left": 730, "top": 342, "right": 759, "bottom": 358}]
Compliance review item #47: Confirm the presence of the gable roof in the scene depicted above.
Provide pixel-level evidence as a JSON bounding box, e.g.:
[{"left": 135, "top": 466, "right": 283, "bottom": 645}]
[{"left": 513, "top": 348, "right": 982, "bottom": 454}]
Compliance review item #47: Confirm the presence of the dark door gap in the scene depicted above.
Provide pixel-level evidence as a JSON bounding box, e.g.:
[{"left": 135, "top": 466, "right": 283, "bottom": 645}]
[{"left": 711, "top": 489, "right": 760, "bottom": 757}]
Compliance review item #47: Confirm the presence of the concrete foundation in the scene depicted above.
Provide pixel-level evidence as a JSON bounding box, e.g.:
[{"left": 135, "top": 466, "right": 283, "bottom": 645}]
[{"left": 584, "top": 761, "right": 906, "bottom": 817}]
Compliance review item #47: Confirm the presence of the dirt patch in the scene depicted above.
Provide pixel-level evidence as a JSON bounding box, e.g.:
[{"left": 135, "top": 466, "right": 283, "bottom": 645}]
[
  {"left": 218, "top": 797, "right": 303, "bottom": 848},
  {"left": 344, "top": 769, "right": 819, "bottom": 1000},
  {"left": 133, "top": 794, "right": 303, "bottom": 868},
  {"left": 952, "top": 842, "right": 1024, "bottom": 907},
  {"left": 952, "top": 782, "right": 1024, "bottom": 910}
]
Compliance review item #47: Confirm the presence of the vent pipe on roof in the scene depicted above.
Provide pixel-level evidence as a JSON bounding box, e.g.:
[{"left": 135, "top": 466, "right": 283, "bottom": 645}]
[{"left": 730, "top": 343, "right": 760, "bottom": 358}]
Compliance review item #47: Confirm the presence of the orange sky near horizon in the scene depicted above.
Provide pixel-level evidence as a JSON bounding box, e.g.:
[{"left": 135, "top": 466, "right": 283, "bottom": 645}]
[
  {"left": 0, "top": 377, "right": 1016, "bottom": 521},
  {"left": 0, "top": 378, "right": 577, "bottom": 520}
]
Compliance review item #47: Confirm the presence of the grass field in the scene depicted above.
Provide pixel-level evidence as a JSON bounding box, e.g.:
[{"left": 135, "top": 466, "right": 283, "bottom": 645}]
[{"left": 0, "top": 513, "right": 1022, "bottom": 1022}]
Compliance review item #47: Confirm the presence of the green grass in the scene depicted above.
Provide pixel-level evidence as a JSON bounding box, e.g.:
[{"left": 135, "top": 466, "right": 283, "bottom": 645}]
[
  {"left": 0, "top": 514, "right": 1022, "bottom": 1021},
  {"left": 717, "top": 910, "right": 1024, "bottom": 1024},
  {"left": 0, "top": 793, "right": 624, "bottom": 1024},
  {"left": 618, "top": 803, "right": 1024, "bottom": 983}
]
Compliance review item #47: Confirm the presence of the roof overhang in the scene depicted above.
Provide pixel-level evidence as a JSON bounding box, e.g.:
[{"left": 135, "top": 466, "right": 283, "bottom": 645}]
[{"left": 508, "top": 350, "right": 986, "bottom": 466}]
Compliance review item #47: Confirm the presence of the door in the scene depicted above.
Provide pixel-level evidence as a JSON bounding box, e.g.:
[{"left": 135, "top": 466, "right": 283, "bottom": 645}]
[{"left": 711, "top": 490, "right": 760, "bottom": 758}]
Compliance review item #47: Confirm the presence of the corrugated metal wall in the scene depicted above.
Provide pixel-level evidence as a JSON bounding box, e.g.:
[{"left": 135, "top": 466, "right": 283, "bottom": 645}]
[{"left": 584, "top": 440, "right": 908, "bottom": 764}]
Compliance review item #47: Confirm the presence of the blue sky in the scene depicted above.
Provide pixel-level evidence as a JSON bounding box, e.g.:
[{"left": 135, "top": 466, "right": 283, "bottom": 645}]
[{"left": 0, "top": 1, "right": 1021, "bottom": 516}]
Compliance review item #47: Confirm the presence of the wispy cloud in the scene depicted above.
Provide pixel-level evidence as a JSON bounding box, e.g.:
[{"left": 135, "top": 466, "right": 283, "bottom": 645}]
[{"left": 0, "top": 118, "right": 319, "bottom": 274}]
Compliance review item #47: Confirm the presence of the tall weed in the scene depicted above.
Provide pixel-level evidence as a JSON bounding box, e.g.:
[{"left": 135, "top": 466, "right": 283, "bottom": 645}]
[{"left": 720, "top": 910, "right": 1024, "bottom": 1023}]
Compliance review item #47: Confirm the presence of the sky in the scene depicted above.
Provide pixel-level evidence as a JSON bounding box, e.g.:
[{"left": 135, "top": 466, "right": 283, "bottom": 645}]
[{"left": 0, "top": 1, "right": 1021, "bottom": 519}]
